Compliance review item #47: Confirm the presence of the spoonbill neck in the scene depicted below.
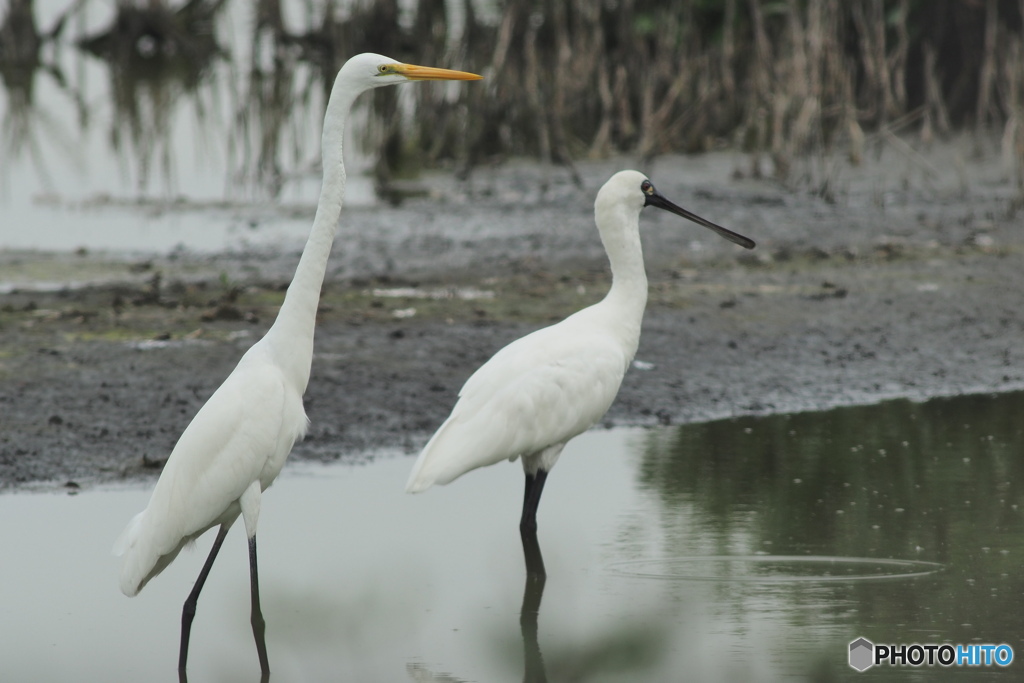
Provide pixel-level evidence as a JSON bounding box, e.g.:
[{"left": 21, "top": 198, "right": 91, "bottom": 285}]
[{"left": 596, "top": 204, "right": 649, "bottom": 319}]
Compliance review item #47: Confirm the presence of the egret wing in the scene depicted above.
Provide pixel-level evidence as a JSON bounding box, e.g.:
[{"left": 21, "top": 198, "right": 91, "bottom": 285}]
[{"left": 116, "top": 351, "right": 306, "bottom": 596}]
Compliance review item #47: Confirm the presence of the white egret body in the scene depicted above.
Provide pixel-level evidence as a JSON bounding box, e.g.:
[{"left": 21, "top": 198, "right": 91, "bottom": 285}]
[
  {"left": 113, "top": 53, "right": 481, "bottom": 673},
  {"left": 405, "top": 171, "right": 754, "bottom": 539}
]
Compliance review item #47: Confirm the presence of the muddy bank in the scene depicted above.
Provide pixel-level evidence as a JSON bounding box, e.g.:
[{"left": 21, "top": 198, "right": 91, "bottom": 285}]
[{"left": 1, "top": 150, "right": 1022, "bottom": 490}]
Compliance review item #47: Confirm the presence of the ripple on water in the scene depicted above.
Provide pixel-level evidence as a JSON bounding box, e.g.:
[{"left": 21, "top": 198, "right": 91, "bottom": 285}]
[{"left": 608, "top": 555, "right": 944, "bottom": 583}]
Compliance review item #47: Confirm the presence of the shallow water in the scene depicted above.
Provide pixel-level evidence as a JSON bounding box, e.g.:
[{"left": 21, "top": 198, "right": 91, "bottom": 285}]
[
  {"left": 0, "top": 1, "right": 378, "bottom": 255},
  {"left": 1, "top": 392, "right": 1022, "bottom": 681}
]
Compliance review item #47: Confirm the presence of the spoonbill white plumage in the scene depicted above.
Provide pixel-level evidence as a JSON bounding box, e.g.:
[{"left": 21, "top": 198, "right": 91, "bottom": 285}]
[
  {"left": 405, "top": 170, "right": 754, "bottom": 540},
  {"left": 113, "top": 53, "right": 481, "bottom": 674}
]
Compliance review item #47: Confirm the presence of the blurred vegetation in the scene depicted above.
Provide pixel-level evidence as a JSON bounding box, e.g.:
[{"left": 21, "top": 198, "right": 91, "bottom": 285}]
[{"left": 1, "top": 0, "right": 1023, "bottom": 190}]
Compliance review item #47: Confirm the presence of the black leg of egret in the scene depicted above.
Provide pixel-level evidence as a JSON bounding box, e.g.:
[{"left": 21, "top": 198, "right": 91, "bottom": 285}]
[
  {"left": 248, "top": 536, "right": 271, "bottom": 676},
  {"left": 179, "top": 524, "right": 230, "bottom": 673},
  {"left": 520, "top": 470, "right": 549, "bottom": 536},
  {"left": 519, "top": 532, "right": 548, "bottom": 683}
]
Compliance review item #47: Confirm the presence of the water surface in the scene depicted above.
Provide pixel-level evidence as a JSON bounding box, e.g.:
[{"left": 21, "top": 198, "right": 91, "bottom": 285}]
[{"left": 1, "top": 392, "right": 1022, "bottom": 681}]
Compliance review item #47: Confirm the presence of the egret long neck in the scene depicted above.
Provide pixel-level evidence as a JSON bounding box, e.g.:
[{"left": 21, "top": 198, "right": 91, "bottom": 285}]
[
  {"left": 263, "top": 84, "right": 357, "bottom": 391},
  {"left": 596, "top": 206, "right": 648, "bottom": 337}
]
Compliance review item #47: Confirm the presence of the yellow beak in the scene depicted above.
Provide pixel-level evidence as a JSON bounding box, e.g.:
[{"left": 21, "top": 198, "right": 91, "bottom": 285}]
[{"left": 394, "top": 64, "right": 483, "bottom": 81}]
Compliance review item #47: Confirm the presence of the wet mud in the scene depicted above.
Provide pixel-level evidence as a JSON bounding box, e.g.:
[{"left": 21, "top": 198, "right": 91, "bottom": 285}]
[{"left": 1, "top": 151, "right": 1022, "bottom": 490}]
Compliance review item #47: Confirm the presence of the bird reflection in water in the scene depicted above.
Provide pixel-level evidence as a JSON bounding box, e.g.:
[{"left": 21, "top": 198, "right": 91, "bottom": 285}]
[
  {"left": 520, "top": 529, "right": 549, "bottom": 683},
  {"left": 404, "top": 531, "right": 549, "bottom": 683}
]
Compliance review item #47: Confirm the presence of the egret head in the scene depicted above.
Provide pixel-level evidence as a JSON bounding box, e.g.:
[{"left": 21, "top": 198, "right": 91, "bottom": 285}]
[
  {"left": 339, "top": 52, "right": 483, "bottom": 92},
  {"left": 599, "top": 170, "right": 755, "bottom": 249}
]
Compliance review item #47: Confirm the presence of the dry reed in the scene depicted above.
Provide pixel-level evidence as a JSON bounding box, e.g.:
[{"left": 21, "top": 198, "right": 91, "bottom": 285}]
[{"left": 4, "top": 0, "right": 1024, "bottom": 191}]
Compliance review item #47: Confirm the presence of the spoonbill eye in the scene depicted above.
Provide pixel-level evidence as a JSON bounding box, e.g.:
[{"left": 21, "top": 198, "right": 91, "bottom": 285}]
[{"left": 641, "top": 180, "right": 653, "bottom": 194}]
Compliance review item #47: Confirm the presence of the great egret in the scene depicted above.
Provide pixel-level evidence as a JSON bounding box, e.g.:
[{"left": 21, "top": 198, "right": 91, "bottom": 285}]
[
  {"left": 405, "top": 170, "right": 754, "bottom": 544},
  {"left": 113, "top": 53, "right": 482, "bottom": 674}
]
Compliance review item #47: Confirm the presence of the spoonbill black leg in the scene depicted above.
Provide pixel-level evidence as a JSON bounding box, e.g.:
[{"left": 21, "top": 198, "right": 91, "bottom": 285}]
[{"left": 520, "top": 470, "right": 549, "bottom": 535}]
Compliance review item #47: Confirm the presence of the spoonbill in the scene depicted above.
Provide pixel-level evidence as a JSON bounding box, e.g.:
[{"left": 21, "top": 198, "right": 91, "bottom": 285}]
[
  {"left": 113, "top": 53, "right": 481, "bottom": 674},
  {"left": 405, "top": 171, "right": 754, "bottom": 544}
]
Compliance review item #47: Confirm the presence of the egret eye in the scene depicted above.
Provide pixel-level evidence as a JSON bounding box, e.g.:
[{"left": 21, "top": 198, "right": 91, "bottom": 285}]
[
  {"left": 641, "top": 180, "right": 653, "bottom": 194},
  {"left": 378, "top": 64, "right": 389, "bottom": 74}
]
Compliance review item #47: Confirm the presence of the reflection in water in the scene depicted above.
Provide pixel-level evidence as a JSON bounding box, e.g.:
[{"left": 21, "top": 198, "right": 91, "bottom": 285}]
[
  {"left": 0, "top": 0, "right": 44, "bottom": 118},
  {"left": 77, "top": 0, "right": 225, "bottom": 194},
  {"left": 520, "top": 531, "right": 547, "bottom": 683},
  {"left": 404, "top": 531, "right": 551, "bottom": 683},
  {"left": 0, "top": 0, "right": 81, "bottom": 187},
  {"left": 0, "top": 0, "right": 485, "bottom": 201},
  {"left": 231, "top": 0, "right": 305, "bottom": 199},
  {"left": 0, "top": 0, "right": 43, "bottom": 166},
  {"left": 3, "top": 0, "right": 1024, "bottom": 204},
  {"left": 3, "top": 403, "right": 1023, "bottom": 680},
  {"left": 77, "top": 0, "right": 223, "bottom": 67},
  {"left": 639, "top": 392, "right": 1024, "bottom": 557},
  {"left": 637, "top": 391, "right": 1024, "bottom": 654},
  {"left": 6, "top": 0, "right": 444, "bottom": 204}
]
